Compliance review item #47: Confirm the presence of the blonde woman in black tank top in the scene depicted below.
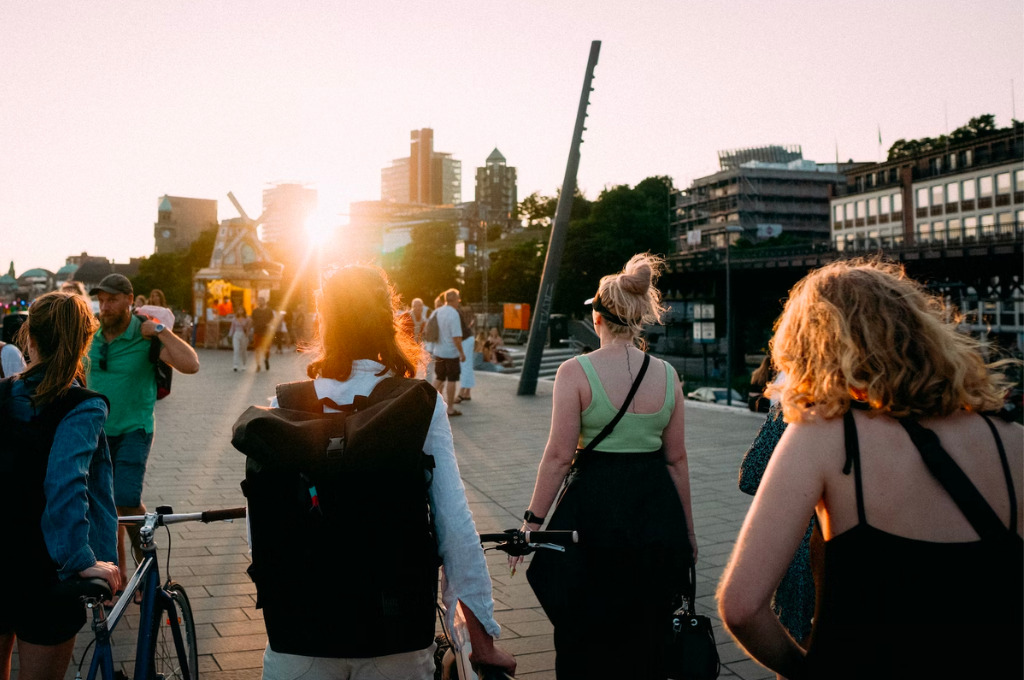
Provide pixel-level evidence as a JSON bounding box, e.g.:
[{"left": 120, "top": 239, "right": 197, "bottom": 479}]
[{"left": 717, "top": 260, "right": 1022, "bottom": 679}]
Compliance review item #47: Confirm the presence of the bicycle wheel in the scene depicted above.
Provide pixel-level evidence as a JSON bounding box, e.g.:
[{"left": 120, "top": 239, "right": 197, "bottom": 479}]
[{"left": 151, "top": 582, "right": 199, "bottom": 680}]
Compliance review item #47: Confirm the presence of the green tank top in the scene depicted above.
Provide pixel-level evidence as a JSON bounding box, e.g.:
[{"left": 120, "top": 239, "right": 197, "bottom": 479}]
[{"left": 576, "top": 354, "right": 675, "bottom": 452}]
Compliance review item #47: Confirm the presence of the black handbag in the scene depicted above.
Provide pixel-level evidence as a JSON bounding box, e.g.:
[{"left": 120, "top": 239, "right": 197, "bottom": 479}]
[{"left": 666, "top": 566, "right": 721, "bottom": 680}]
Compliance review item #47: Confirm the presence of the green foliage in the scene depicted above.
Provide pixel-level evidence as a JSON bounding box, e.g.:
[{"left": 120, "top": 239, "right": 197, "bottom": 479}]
[
  {"left": 553, "top": 176, "right": 674, "bottom": 314},
  {"left": 386, "top": 221, "right": 461, "bottom": 304},
  {"left": 887, "top": 114, "right": 999, "bottom": 160},
  {"left": 488, "top": 239, "right": 546, "bottom": 304},
  {"left": 131, "top": 228, "right": 217, "bottom": 311}
]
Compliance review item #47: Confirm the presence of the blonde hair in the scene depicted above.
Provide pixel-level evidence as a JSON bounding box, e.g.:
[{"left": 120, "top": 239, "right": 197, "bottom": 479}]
[
  {"left": 594, "top": 253, "right": 667, "bottom": 347},
  {"left": 769, "top": 259, "right": 1011, "bottom": 422}
]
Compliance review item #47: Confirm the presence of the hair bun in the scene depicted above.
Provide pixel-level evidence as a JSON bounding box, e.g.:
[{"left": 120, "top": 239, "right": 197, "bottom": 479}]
[{"left": 619, "top": 262, "right": 652, "bottom": 296}]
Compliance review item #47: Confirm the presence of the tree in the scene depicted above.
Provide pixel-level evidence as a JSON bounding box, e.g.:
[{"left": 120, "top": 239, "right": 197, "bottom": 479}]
[
  {"left": 131, "top": 227, "right": 217, "bottom": 311},
  {"left": 387, "top": 221, "right": 461, "bottom": 304},
  {"left": 888, "top": 114, "right": 1000, "bottom": 160},
  {"left": 553, "top": 176, "right": 673, "bottom": 314},
  {"left": 487, "top": 239, "right": 546, "bottom": 304}
]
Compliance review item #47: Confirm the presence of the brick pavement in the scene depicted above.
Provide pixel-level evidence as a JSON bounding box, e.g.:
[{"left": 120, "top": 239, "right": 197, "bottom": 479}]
[{"left": 29, "top": 347, "right": 772, "bottom": 680}]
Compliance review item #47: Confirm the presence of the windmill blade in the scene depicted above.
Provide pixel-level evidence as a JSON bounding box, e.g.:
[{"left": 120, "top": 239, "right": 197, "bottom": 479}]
[{"left": 227, "top": 192, "right": 251, "bottom": 222}]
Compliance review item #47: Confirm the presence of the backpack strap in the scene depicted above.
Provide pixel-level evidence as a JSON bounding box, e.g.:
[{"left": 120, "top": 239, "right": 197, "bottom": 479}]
[
  {"left": 898, "top": 418, "right": 1009, "bottom": 540},
  {"left": 276, "top": 380, "right": 322, "bottom": 412}
]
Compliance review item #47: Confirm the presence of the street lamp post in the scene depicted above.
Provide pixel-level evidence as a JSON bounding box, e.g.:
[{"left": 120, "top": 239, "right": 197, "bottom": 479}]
[{"left": 724, "top": 225, "right": 744, "bottom": 406}]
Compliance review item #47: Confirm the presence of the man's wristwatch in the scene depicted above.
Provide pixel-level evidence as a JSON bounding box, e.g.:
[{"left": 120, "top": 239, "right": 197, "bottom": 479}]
[
  {"left": 523, "top": 509, "right": 545, "bottom": 525},
  {"left": 154, "top": 323, "right": 166, "bottom": 334}
]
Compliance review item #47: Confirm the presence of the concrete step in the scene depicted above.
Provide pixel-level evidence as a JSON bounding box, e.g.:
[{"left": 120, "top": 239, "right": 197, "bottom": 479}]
[{"left": 500, "top": 346, "right": 578, "bottom": 380}]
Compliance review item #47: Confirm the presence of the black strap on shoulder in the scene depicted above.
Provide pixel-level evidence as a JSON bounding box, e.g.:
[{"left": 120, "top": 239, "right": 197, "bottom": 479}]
[
  {"left": 135, "top": 314, "right": 162, "bottom": 365},
  {"left": 842, "top": 409, "right": 868, "bottom": 525},
  {"left": 978, "top": 413, "right": 1017, "bottom": 532},
  {"left": 276, "top": 380, "right": 322, "bottom": 412},
  {"left": 898, "top": 418, "right": 1009, "bottom": 541},
  {"left": 580, "top": 352, "right": 651, "bottom": 454}
]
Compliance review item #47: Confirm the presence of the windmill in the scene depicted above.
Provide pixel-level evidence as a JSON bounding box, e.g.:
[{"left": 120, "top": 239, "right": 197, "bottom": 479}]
[{"left": 205, "top": 192, "right": 282, "bottom": 275}]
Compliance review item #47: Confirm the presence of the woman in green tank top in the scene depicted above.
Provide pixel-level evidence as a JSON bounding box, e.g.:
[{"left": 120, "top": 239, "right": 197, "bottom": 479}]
[{"left": 515, "top": 253, "right": 698, "bottom": 679}]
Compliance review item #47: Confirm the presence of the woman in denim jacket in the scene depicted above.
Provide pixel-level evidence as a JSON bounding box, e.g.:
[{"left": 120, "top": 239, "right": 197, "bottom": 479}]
[{"left": 0, "top": 291, "right": 120, "bottom": 680}]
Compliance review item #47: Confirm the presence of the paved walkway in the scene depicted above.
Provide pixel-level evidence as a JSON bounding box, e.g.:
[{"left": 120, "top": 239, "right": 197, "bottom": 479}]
[{"left": 41, "top": 347, "right": 772, "bottom": 680}]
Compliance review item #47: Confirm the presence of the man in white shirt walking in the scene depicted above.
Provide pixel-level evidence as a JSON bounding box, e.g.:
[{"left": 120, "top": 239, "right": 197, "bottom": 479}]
[{"left": 431, "top": 289, "right": 466, "bottom": 416}]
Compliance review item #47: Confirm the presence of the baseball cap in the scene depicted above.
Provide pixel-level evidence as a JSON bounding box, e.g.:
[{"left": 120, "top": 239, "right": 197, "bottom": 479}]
[{"left": 89, "top": 273, "right": 134, "bottom": 297}]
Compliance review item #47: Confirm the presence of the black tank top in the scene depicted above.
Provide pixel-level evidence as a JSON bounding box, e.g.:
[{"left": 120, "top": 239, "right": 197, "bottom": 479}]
[{"left": 805, "top": 411, "right": 1023, "bottom": 679}]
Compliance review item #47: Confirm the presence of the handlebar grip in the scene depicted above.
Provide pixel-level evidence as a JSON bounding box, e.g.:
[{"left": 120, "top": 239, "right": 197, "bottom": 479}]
[
  {"left": 479, "top": 532, "right": 515, "bottom": 543},
  {"left": 201, "top": 507, "right": 247, "bottom": 522},
  {"left": 524, "top": 530, "right": 578, "bottom": 545}
]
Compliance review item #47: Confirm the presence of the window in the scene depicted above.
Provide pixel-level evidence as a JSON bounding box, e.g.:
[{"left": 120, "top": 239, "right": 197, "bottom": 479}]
[
  {"left": 918, "top": 222, "right": 932, "bottom": 242},
  {"left": 947, "top": 218, "right": 961, "bottom": 242},
  {"left": 981, "top": 214, "right": 995, "bottom": 236},
  {"left": 932, "top": 221, "right": 945, "bottom": 242},
  {"left": 996, "top": 172, "right": 1011, "bottom": 195},
  {"left": 1016, "top": 170, "right": 1024, "bottom": 193},
  {"left": 949, "top": 153, "right": 957, "bottom": 170},
  {"left": 962, "top": 179, "right": 975, "bottom": 200},
  {"left": 964, "top": 216, "right": 978, "bottom": 239},
  {"left": 946, "top": 182, "right": 959, "bottom": 203},
  {"left": 916, "top": 187, "right": 929, "bottom": 208},
  {"left": 998, "top": 212, "right": 1014, "bottom": 233},
  {"left": 844, "top": 203, "right": 853, "bottom": 221},
  {"left": 834, "top": 204, "right": 842, "bottom": 224},
  {"left": 979, "top": 176, "right": 993, "bottom": 197},
  {"left": 931, "top": 185, "right": 943, "bottom": 206},
  {"left": 867, "top": 199, "right": 877, "bottom": 217},
  {"left": 893, "top": 193, "right": 903, "bottom": 212},
  {"left": 880, "top": 195, "right": 891, "bottom": 215},
  {"left": 856, "top": 200, "right": 865, "bottom": 218}
]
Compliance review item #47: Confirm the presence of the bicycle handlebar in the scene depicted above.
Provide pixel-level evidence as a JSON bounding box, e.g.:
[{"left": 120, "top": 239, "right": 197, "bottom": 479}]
[
  {"left": 118, "top": 506, "right": 247, "bottom": 526},
  {"left": 478, "top": 529, "right": 578, "bottom": 557},
  {"left": 479, "top": 530, "right": 578, "bottom": 545}
]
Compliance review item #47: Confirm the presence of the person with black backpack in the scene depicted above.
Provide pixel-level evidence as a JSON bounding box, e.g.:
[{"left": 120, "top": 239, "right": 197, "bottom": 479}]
[
  {"left": 0, "top": 292, "right": 120, "bottom": 680},
  {"left": 235, "top": 264, "right": 515, "bottom": 680}
]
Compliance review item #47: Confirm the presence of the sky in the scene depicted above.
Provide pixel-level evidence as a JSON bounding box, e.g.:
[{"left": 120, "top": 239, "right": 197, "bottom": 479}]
[{"left": 2, "top": 0, "right": 1022, "bottom": 274}]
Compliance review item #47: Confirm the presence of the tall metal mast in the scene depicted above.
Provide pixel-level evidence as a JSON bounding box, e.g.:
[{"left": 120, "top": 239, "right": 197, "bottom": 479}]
[{"left": 517, "top": 40, "right": 601, "bottom": 396}]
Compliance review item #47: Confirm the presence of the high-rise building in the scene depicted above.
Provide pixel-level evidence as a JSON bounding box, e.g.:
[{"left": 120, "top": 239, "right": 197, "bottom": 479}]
[
  {"left": 381, "top": 128, "right": 461, "bottom": 205},
  {"left": 258, "top": 183, "right": 318, "bottom": 245},
  {"left": 670, "top": 145, "right": 852, "bottom": 251},
  {"left": 475, "top": 148, "right": 518, "bottom": 224},
  {"left": 153, "top": 195, "right": 219, "bottom": 254}
]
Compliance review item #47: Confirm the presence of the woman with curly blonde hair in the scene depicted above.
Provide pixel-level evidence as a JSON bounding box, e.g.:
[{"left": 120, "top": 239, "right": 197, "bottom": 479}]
[{"left": 718, "top": 259, "right": 1022, "bottom": 679}]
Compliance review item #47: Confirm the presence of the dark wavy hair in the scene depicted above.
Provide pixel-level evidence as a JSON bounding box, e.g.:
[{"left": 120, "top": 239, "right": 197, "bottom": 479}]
[
  {"left": 305, "top": 264, "right": 420, "bottom": 381},
  {"left": 17, "top": 291, "right": 98, "bottom": 407}
]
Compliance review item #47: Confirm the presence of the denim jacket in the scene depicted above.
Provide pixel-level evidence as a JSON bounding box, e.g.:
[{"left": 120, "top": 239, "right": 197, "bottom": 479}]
[{"left": 9, "top": 377, "right": 118, "bottom": 579}]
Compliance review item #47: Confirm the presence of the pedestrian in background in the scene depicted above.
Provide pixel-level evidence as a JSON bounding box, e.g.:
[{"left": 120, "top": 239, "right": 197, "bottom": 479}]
[
  {"left": 59, "top": 280, "right": 89, "bottom": 300},
  {"left": 1, "top": 312, "right": 28, "bottom": 378},
  {"left": 718, "top": 259, "right": 1022, "bottom": 679},
  {"left": 514, "top": 253, "right": 697, "bottom": 678},
  {"left": 230, "top": 308, "right": 253, "bottom": 372},
  {"left": 431, "top": 290, "right": 465, "bottom": 417},
  {"left": 0, "top": 291, "right": 120, "bottom": 680},
  {"left": 457, "top": 305, "right": 476, "bottom": 403},
  {"left": 251, "top": 298, "right": 274, "bottom": 372}
]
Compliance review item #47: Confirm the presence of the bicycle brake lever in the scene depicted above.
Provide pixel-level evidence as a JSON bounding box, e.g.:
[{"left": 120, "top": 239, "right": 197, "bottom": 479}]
[{"left": 530, "top": 542, "right": 566, "bottom": 553}]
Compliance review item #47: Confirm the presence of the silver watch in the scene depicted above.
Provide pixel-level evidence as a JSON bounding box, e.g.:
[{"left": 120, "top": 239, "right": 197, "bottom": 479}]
[{"left": 154, "top": 323, "right": 166, "bottom": 334}]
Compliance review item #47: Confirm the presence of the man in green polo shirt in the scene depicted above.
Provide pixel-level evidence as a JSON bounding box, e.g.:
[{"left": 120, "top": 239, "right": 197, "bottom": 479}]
[{"left": 87, "top": 274, "right": 200, "bottom": 584}]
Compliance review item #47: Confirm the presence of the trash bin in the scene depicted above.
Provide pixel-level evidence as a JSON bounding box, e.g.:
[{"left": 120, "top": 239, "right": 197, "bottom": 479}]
[{"left": 549, "top": 314, "right": 568, "bottom": 349}]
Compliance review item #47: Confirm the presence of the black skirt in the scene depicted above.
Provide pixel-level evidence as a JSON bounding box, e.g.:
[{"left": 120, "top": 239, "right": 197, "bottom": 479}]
[{"left": 527, "top": 449, "right": 693, "bottom": 679}]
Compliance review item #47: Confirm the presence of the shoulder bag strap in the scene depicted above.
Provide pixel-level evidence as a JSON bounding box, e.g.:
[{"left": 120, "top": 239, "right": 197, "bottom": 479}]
[
  {"left": 898, "top": 419, "right": 1008, "bottom": 540},
  {"left": 580, "top": 353, "right": 651, "bottom": 454}
]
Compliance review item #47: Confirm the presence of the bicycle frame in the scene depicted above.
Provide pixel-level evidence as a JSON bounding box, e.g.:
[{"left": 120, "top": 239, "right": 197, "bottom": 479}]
[{"left": 83, "top": 514, "right": 192, "bottom": 680}]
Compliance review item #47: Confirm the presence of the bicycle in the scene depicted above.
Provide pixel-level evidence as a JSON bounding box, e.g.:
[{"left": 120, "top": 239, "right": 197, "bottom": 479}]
[
  {"left": 436, "top": 528, "right": 579, "bottom": 680},
  {"left": 69, "top": 505, "right": 248, "bottom": 680}
]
